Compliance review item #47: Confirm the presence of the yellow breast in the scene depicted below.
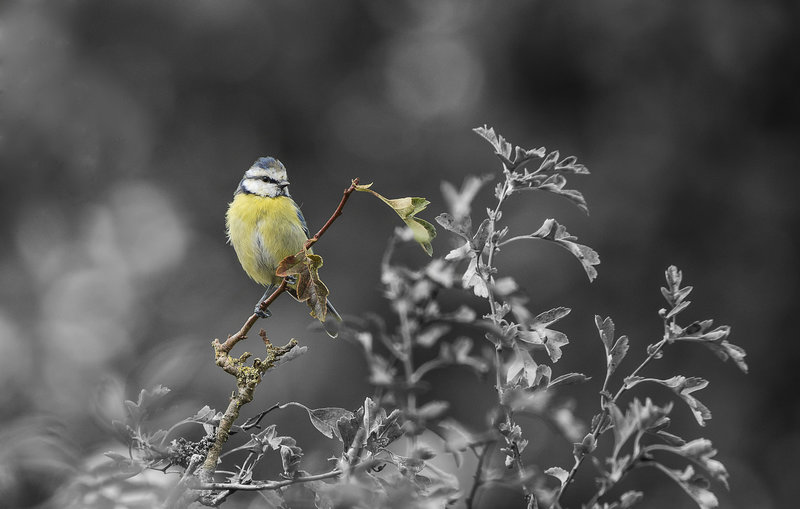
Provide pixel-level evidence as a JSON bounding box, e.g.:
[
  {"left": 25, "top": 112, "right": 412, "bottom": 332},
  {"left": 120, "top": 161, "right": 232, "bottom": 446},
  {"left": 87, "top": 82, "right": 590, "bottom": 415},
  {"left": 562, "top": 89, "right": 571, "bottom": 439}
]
[{"left": 226, "top": 193, "right": 309, "bottom": 286}]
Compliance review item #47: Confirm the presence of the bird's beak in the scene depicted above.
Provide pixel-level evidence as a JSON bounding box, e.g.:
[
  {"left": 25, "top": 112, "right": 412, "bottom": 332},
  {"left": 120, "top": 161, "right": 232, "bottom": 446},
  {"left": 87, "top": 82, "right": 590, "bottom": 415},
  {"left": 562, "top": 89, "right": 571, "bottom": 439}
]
[{"left": 278, "top": 180, "right": 290, "bottom": 189}]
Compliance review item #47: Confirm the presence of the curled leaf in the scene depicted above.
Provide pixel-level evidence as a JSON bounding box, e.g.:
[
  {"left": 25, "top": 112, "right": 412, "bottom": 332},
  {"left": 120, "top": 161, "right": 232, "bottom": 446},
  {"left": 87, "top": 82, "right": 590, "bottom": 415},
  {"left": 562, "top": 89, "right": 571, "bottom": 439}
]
[
  {"left": 530, "top": 219, "right": 600, "bottom": 281},
  {"left": 276, "top": 249, "right": 330, "bottom": 321},
  {"left": 356, "top": 184, "right": 437, "bottom": 255}
]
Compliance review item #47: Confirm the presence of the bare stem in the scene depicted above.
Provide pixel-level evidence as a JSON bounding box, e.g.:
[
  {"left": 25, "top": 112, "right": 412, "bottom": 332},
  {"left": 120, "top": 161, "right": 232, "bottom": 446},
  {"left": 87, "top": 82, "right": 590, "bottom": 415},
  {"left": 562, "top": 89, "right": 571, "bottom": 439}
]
[{"left": 466, "top": 442, "right": 494, "bottom": 509}]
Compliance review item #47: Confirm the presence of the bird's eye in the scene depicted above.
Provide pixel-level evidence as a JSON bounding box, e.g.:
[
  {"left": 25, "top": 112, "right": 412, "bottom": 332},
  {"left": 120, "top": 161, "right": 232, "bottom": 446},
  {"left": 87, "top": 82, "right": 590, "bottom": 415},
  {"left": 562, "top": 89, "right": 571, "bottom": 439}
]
[{"left": 261, "top": 177, "right": 269, "bottom": 182}]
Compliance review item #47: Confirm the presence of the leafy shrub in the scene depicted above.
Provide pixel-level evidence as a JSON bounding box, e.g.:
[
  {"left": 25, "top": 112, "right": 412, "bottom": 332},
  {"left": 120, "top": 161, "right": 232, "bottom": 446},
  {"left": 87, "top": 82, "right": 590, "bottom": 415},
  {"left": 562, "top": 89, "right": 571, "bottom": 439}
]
[{"left": 64, "top": 126, "right": 747, "bottom": 509}]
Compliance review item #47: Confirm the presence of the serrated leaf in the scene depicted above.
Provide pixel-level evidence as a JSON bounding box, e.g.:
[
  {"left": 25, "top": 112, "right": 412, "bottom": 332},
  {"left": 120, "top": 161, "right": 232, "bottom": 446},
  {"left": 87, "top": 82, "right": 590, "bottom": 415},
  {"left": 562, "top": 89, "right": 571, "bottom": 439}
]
[
  {"left": 595, "top": 315, "right": 615, "bottom": 353},
  {"left": 355, "top": 185, "right": 437, "bottom": 255},
  {"left": 530, "top": 219, "right": 599, "bottom": 281}
]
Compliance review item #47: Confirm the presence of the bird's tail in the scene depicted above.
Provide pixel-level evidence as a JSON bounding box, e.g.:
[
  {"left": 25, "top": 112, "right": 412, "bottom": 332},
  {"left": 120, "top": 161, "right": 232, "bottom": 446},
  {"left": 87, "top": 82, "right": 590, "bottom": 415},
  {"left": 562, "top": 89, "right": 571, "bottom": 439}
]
[{"left": 323, "top": 298, "right": 342, "bottom": 339}]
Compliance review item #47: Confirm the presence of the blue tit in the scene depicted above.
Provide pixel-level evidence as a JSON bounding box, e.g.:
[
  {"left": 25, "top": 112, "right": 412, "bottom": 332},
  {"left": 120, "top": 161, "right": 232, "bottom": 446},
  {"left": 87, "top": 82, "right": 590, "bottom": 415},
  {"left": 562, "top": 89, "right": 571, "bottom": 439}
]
[{"left": 226, "top": 157, "right": 341, "bottom": 336}]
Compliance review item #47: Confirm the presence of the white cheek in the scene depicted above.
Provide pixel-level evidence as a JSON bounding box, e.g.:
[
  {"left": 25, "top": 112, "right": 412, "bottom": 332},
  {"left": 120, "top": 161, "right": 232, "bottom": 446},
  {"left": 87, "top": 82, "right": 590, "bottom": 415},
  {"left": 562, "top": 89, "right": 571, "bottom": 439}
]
[{"left": 243, "top": 180, "right": 278, "bottom": 196}]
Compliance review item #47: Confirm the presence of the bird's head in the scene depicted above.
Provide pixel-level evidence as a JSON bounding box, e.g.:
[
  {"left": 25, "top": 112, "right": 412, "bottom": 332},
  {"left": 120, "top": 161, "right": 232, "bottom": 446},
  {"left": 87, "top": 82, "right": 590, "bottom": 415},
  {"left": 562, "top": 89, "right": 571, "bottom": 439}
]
[{"left": 238, "top": 157, "right": 291, "bottom": 197}]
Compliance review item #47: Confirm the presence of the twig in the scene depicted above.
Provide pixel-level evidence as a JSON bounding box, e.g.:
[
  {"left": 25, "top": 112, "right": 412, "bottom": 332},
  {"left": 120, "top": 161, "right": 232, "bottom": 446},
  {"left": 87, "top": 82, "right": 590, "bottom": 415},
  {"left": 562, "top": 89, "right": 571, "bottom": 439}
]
[
  {"left": 483, "top": 177, "right": 534, "bottom": 505},
  {"left": 552, "top": 336, "right": 669, "bottom": 507},
  {"left": 197, "top": 468, "right": 343, "bottom": 492},
  {"left": 466, "top": 442, "right": 495, "bottom": 509},
  {"left": 200, "top": 335, "right": 298, "bottom": 481}
]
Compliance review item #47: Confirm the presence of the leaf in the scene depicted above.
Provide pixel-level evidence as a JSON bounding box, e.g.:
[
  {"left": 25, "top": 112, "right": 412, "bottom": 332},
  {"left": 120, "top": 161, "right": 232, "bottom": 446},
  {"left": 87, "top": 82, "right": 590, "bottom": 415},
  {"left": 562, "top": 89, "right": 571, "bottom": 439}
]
[
  {"left": 618, "top": 491, "right": 644, "bottom": 508},
  {"left": 549, "top": 372, "right": 591, "bottom": 389},
  {"left": 517, "top": 307, "right": 571, "bottom": 363},
  {"left": 651, "top": 464, "right": 719, "bottom": 509},
  {"left": 276, "top": 249, "right": 330, "bottom": 321},
  {"left": 653, "top": 439, "right": 730, "bottom": 489},
  {"left": 416, "top": 324, "right": 451, "bottom": 347},
  {"left": 506, "top": 347, "right": 538, "bottom": 387},
  {"left": 573, "top": 433, "right": 597, "bottom": 460},
  {"left": 594, "top": 315, "right": 616, "bottom": 353},
  {"left": 545, "top": 466, "right": 570, "bottom": 488},
  {"left": 281, "top": 402, "right": 355, "bottom": 440},
  {"left": 624, "top": 376, "right": 711, "bottom": 426},
  {"left": 188, "top": 405, "right": 222, "bottom": 426},
  {"left": 532, "top": 174, "right": 590, "bottom": 214},
  {"left": 608, "top": 335, "right": 630, "bottom": 374},
  {"left": 435, "top": 213, "right": 470, "bottom": 240},
  {"left": 355, "top": 184, "right": 437, "bottom": 255},
  {"left": 124, "top": 385, "right": 171, "bottom": 425},
  {"left": 474, "top": 125, "right": 514, "bottom": 164},
  {"left": 416, "top": 401, "right": 450, "bottom": 422},
  {"left": 441, "top": 174, "right": 494, "bottom": 221},
  {"left": 461, "top": 256, "right": 489, "bottom": 298},
  {"left": 675, "top": 322, "right": 748, "bottom": 373},
  {"left": 530, "top": 219, "right": 600, "bottom": 281},
  {"left": 272, "top": 344, "right": 308, "bottom": 368}
]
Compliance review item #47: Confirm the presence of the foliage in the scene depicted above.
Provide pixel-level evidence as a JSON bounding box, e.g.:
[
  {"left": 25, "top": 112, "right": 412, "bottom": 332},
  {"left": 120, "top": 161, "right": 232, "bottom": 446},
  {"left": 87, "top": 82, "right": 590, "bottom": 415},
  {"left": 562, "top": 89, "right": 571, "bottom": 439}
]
[{"left": 64, "top": 127, "right": 747, "bottom": 509}]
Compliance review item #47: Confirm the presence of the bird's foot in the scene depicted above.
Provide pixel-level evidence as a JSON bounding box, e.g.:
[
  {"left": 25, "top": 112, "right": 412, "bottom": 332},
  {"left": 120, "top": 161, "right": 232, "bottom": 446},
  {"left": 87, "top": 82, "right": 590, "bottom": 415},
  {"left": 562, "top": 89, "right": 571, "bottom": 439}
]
[{"left": 254, "top": 306, "right": 272, "bottom": 319}]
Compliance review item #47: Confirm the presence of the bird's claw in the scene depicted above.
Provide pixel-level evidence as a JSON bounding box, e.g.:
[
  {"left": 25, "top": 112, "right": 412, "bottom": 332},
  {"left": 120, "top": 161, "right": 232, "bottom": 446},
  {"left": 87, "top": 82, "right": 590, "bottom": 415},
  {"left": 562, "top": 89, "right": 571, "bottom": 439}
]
[{"left": 254, "top": 307, "right": 272, "bottom": 319}]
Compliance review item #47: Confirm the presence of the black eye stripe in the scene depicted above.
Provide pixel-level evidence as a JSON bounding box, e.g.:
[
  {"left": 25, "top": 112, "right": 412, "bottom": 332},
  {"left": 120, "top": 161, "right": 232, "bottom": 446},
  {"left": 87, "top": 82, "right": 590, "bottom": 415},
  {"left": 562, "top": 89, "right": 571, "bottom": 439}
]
[{"left": 251, "top": 175, "right": 280, "bottom": 184}]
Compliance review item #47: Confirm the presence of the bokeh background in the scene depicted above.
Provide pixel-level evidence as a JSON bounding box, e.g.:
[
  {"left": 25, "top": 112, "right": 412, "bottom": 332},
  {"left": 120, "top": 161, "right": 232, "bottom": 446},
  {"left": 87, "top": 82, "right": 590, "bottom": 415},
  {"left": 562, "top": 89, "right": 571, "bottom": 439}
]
[{"left": 1, "top": 0, "right": 797, "bottom": 508}]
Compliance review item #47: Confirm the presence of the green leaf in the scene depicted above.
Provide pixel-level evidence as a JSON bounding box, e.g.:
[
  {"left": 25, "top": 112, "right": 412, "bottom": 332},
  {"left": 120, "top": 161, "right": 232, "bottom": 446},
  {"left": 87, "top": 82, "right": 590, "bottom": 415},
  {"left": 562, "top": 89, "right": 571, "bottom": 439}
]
[
  {"left": 530, "top": 219, "right": 600, "bottom": 281},
  {"left": 281, "top": 402, "right": 355, "bottom": 440},
  {"left": 355, "top": 184, "right": 437, "bottom": 255}
]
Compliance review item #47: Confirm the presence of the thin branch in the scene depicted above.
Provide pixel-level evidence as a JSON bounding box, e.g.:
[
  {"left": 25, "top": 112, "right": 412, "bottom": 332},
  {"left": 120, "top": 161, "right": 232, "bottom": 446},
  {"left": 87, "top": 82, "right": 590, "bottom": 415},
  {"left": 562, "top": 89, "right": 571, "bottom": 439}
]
[
  {"left": 466, "top": 442, "right": 495, "bottom": 509},
  {"left": 197, "top": 468, "right": 343, "bottom": 492},
  {"left": 552, "top": 335, "right": 670, "bottom": 507}
]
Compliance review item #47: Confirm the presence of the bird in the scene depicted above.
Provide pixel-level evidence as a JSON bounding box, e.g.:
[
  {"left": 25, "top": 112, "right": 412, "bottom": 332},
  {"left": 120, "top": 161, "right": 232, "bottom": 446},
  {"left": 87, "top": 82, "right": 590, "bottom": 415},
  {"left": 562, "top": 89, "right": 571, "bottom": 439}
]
[{"left": 226, "top": 156, "right": 341, "bottom": 337}]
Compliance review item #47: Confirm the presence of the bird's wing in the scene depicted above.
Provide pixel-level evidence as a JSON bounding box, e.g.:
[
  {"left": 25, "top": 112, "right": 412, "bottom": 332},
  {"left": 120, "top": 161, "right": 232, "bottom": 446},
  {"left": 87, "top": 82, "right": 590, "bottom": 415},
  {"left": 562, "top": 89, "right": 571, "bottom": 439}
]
[{"left": 294, "top": 201, "right": 311, "bottom": 238}]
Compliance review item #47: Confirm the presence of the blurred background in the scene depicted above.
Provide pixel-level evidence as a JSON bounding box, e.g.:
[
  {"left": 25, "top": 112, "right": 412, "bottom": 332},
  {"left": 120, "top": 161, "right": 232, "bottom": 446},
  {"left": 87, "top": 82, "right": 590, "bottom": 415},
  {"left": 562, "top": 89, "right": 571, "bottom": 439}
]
[{"left": 0, "top": 0, "right": 797, "bottom": 507}]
